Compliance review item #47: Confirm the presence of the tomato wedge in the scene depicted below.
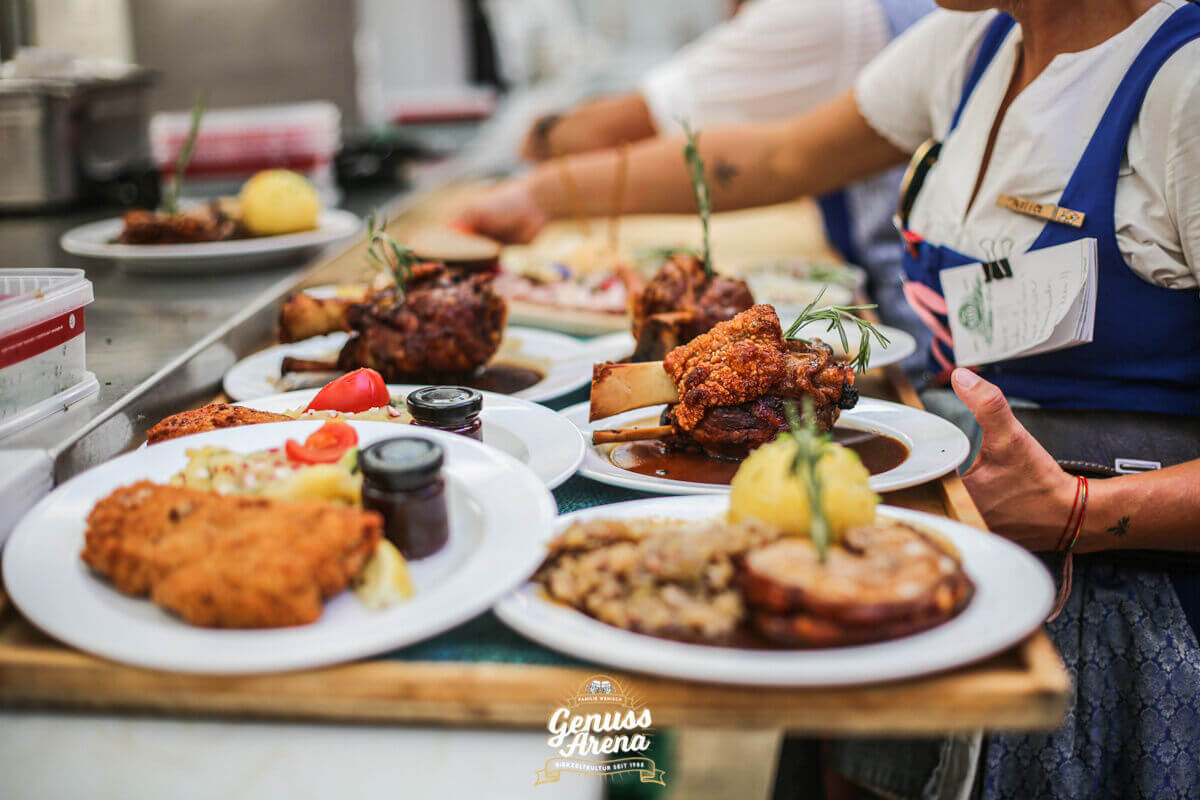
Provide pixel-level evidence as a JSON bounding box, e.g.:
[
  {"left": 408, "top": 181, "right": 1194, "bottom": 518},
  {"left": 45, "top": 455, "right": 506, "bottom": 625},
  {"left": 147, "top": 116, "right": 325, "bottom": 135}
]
[
  {"left": 305, "top": 368, "right": 390, "bottom": 414},
  {"left": 285, "top": 420, "right": 359, "bottom": 464}
]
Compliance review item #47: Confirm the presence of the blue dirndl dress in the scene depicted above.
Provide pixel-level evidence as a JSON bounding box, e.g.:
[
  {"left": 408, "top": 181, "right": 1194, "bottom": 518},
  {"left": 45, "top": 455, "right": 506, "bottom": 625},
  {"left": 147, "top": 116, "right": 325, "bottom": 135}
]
[{"left": 896, "top": 8, "right": 1200, "bottom": 798}]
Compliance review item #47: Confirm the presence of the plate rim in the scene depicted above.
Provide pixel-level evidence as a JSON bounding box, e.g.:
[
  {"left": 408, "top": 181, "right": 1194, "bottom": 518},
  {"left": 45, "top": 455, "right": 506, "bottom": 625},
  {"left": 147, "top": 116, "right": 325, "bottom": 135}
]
[
  {"left": 561, "top": 397, "right": 970, "bottom": 495},
  {"left": 2, "top": 420, "right": 556, "bottom": 674},
  {"left": 495, "top": 495, "right": 1054, "bottom": 687},
  {"left": 222, "top": 326, "right": 631, "bottom": 405},
  {"left": 232, "top": 385, "right": 586, "bottom": 489},
  {"left": 59, "top": 208, "right": 361, "bottom": 261}
]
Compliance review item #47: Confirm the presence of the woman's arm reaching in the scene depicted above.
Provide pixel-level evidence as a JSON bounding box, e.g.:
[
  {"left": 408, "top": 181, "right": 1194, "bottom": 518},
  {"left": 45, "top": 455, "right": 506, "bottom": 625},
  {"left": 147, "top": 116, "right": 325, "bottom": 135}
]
[{"left": 456, "top": 91, "right": 911, "bottom": 243}]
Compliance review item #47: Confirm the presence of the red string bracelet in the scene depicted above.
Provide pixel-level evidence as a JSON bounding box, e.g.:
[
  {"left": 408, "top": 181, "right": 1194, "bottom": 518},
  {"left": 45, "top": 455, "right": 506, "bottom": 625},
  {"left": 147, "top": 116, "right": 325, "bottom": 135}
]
[
  {"left": 1062, "top": 476, "right": 1089, "bottom": 554},
  {"left": 1055, "top": 475, "right": 1085, "bottom": 552},
  {"left": 1047, "top": 475, "right": 1089, "bottom": 622}
]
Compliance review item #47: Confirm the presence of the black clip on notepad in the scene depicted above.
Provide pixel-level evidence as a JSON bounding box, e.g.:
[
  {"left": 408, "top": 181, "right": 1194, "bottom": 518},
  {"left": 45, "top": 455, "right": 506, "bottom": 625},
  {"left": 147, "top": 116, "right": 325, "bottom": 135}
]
[{"left": 981, "top": 258, "right": 1013, "bottom": 282}]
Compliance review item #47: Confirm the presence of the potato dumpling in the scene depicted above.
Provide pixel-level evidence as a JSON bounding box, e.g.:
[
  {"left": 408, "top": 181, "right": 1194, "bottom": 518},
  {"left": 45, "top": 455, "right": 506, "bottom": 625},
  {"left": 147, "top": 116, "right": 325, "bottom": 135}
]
[
  {"left": 239, "top": 169, "right": 320, "bottom": 236},
  {"left": 728, "top": 435, "right": 878, "bottom": 539}
]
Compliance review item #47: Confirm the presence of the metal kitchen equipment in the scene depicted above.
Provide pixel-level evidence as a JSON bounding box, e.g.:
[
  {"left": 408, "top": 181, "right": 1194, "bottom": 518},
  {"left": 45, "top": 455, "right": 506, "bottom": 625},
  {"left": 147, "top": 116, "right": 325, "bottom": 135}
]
[{"left": 0, "top": 57, "right": 157, "bottom": 211}]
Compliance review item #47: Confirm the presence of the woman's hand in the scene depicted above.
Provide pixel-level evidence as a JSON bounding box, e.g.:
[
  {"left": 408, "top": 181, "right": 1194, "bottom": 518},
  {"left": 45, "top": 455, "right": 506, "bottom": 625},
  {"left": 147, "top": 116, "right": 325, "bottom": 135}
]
[
  {"left": 452, "top": 177, "right": 548, "bottom": 244},
  {"left": 951, "top": 368, "right": 1077, "bottom": 551}
]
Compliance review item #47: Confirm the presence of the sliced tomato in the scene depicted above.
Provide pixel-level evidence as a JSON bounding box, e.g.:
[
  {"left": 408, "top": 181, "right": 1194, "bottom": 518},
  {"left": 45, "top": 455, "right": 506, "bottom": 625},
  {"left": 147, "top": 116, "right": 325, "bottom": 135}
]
[
  {"left": 286, "top": 420, "right": 359, "bottom": 464},
  {"left": 305, "top": 368, "right": 390, "bottom": 413}
]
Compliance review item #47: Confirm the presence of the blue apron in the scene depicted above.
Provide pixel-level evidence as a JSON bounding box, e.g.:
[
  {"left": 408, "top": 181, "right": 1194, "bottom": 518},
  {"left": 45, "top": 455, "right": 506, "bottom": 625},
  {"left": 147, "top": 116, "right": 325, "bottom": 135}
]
[
  {"left": 894, "top": 8, "right": 1200, "bottom": 798},
  {"left": 899, "top": 8, "right": 1200, "bottom": 416}
]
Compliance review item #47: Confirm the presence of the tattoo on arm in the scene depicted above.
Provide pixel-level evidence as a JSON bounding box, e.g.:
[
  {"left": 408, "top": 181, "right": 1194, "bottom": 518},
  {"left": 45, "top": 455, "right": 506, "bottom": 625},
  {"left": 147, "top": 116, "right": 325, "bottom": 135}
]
[
  {"left": 712, "top": 157, "right": 739, "bottom": 188},
  {"left": 1107, "top": 516, "right": 1130, "bottom": 537}
]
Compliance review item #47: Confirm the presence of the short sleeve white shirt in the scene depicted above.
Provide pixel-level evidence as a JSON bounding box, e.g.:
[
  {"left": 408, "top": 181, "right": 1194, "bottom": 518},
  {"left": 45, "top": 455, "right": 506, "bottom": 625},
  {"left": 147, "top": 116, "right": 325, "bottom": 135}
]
[
  {"left": 855, "top": 2, "right": 1200, "bottom": 290},
  {"left": 641, "top": 0, "right": 890, "bottom": 132}
]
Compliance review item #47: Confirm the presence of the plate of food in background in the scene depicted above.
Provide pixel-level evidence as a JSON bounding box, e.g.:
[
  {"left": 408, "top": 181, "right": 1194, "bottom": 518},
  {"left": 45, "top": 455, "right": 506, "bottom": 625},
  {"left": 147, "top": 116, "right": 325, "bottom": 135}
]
[
  {"left": 223, "top": 217, "right": 632, "bottom": 403},
  {"left": 494, "top": 445, "right": 1053, "bottom": 686},
  {"left": 146, "top": 370, "right": 587, "bottom": 489},
  {"left": 567, "top": 397, "right": 968, "bottom": 495},
  {"left": 61, "top": 160, "right": 359, "bottom": 273},
  {"left": 495, "top": 233, "right": 633, "bottom": 335},
  {"left": 224, "top": 326, "right": 632, "bottom": 405},
  {"left": 561, "top": 304, "right": 964, "bottom": 495},
  {"left": 2, "top": 420, "right": 555, "bottom": 673}
]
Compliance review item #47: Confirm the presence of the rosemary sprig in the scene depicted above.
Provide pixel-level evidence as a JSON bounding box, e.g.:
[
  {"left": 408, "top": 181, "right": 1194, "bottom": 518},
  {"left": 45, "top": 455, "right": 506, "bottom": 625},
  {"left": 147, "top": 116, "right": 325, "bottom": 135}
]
[
  {"left": 161, "top": 92, "right": 207, "bottom": 215},
  {"left": 784, "top": 398, "right": 833, "bottom": 563},
  {"left": 784, "top": 287, "right": 890, "bottom": 373},
  {"left": 680, "top": 121, "right": 713, "bottom": 277},
  {"left": 364, "top": 212, "right": 418, "bottom": 295}
]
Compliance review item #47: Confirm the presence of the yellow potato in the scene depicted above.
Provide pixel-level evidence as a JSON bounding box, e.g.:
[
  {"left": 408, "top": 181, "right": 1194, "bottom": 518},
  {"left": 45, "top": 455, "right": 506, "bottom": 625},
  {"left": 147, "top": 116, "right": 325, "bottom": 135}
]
[
  {"left": 728, "top": 435, "right": 878, "bottom": 539},
  {"left": 172, "top": 446, "right": 361, "bottom": 505},
  {"left": 261, "top": 463, "right": 361, "bottom": 506},
  {"left": 238, "top": 169, "right": 321, "bottom": 236}
]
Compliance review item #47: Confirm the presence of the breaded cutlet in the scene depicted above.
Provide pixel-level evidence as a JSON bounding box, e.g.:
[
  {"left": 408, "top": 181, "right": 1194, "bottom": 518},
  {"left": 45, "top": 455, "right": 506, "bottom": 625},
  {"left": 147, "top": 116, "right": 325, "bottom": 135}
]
[
  {"left": 81, "top": 481, "right": 382, "bottom": 628},
  {"left": 146, "top": 404, "right": 293, "bottom": 445}
]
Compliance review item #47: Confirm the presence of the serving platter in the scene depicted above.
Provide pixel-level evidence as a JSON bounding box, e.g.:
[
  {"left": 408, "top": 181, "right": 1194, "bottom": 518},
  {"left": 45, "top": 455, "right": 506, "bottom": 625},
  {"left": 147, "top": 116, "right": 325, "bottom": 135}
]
[
  {"left": 562, "top": 397, "right": 970, "bottom": 495},
  {"left": 222, "top": 327, "right": 633, "bottom": 404},
  {"left": 2, "top": 420, "right": 556, "bottom": 674},
  {"left": 59, "top": 209, "right": 362, "bottom": 274},
  {"left": 232, "top": 385, "right": 586, "bottom": 489},
  {"left": 495, "top": 494, "right": 1054, "bottom": 687}
]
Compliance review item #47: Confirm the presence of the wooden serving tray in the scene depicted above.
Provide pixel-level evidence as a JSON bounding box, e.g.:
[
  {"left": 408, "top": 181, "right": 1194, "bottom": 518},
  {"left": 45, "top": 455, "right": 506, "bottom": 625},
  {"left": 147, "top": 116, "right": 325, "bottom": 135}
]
[{"left": 0, "top": 186, "right": 1069, "bottom": 734}]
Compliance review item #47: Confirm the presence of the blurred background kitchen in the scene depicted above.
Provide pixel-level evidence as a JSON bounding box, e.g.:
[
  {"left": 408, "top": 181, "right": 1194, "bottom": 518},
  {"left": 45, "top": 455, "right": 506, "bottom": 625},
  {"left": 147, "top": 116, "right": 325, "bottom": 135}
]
[{"left": 0, "top": 0, "right": 732, "bottom": 211}]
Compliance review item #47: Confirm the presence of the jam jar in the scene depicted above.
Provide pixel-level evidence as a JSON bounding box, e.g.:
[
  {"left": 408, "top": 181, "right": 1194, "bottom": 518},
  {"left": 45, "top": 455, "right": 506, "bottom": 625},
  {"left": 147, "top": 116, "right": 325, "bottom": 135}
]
[
  {"left": 406, "top": 386, "right": 483, "bottom": 441},
  {"left": 359, "top": 437, "right": 449, "bottom": 559}
]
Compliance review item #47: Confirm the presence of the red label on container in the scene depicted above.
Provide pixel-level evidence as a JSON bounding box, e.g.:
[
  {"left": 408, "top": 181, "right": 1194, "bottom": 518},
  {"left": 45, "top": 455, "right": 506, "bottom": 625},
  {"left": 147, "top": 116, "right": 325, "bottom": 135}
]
[{"left": 0, "top": 309, "right": 85, "bottom": 369}]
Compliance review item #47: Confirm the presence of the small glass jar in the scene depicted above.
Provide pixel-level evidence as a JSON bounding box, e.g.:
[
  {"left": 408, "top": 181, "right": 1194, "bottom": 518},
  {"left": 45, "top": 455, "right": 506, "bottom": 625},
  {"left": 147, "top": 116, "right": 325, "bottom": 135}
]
[
  {"left": 406, "top": 386, "right": 483, "bottom": 442},
  {"left": 359, "top": 437, "right": 449, "bottom": 560}
]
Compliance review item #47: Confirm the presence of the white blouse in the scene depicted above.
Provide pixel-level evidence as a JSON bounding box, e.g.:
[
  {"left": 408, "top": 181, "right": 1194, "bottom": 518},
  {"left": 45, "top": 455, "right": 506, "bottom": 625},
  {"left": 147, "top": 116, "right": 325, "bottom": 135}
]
[
  {"left": 641, "top": 0, "right": 890, "bottom": 132},
  {"left": 855, "top": 2, "right": 1200, "bottom": 290}
]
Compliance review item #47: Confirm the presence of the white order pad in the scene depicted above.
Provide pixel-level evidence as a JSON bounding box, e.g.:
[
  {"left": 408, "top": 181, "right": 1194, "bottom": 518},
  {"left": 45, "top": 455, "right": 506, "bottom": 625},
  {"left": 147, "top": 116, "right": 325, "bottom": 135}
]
[{"left": 940, "top": 238, "right": 1098, "bottom": 368}]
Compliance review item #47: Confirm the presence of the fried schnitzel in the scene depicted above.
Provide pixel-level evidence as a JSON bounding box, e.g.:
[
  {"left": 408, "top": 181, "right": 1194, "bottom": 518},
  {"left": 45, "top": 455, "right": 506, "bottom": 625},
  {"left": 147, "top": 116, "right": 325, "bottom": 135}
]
[
  {"left": 82, "top": 481, "right": 382, "bottom": 628},
  {"left": 146, "top": 404, "right": 294, "bottom": 445}
]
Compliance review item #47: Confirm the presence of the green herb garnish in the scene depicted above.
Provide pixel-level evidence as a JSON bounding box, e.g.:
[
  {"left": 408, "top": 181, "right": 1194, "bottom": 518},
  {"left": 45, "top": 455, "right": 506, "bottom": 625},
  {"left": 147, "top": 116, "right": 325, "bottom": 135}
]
[
  {"left": 784, "top": 287, "right": 890, "bottom": 373},
  {"left": 364, "top": 211, "right": 418, "bottom": 294},
  {"left": 785, "top": 398, "right": 833, "bottom": 563},
  {"left": 161, "top": 92, "right": 207, "bottom": 215},
  {"left": 681, "top": 121, "right": 713, "bottom": 277}
]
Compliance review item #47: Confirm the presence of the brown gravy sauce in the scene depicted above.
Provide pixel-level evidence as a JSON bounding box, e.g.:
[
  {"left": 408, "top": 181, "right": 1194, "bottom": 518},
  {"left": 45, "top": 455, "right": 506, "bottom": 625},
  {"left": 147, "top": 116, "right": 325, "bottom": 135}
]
[
  {"left": 609, "top": 428, "right": 909, "bottom": 486},
  {"left": 457, "top": 363, "right": 543, "bottom": 394}
]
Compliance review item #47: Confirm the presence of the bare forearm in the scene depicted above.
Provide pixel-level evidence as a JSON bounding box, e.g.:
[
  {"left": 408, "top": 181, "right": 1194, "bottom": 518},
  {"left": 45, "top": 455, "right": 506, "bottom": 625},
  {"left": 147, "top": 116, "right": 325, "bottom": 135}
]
[
  {"left": 529, "top": 92, "right": 908, "bottom": 219},
  {"left": 1075, "top": 460, "right": 1200, "bottom": 553},
  {"left": 526, "top": 92, "right": 657, "bottom": 161}
]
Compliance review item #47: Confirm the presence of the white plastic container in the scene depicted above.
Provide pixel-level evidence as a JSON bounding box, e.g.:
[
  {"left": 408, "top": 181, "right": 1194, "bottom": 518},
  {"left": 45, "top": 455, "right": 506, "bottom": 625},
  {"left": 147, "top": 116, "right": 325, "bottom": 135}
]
[{"left": 0, "top": 269, "right": 98, "bottom": 438}]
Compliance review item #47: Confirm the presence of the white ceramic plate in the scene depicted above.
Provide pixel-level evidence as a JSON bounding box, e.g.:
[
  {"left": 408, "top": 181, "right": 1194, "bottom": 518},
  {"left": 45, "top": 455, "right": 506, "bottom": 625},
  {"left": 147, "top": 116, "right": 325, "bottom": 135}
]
[
  {"left": 2, "top": 421, "right": 555, "bottom": 674},
  {"left": 563, "top": 397, "right": 970, "bottom": 495},
  {"left": 233, "top": 386, "right": 585, "bottom": 489},
  {"left": 495, "top": 495, "right": 1053, "bottom": 687},
  {"left": 222, "top": 327, "right": 633, "bottom": 404},
  {"left": 59, "top": 209, "right": 361, "bottom": 274}
]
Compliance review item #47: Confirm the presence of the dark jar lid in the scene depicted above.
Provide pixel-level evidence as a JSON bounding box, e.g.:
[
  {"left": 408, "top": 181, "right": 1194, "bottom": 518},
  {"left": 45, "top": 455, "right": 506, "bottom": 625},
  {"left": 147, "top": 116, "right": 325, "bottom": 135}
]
[
  {"left": 359, "top": 437, "right": 444, "bottom": 491},
  {"left": 406, "top": 386, "right": 483, "bottom": 428}
]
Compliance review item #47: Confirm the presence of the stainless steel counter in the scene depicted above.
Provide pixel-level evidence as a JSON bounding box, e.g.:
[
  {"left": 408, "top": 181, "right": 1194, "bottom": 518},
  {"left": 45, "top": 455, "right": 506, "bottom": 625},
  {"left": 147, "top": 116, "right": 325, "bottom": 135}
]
[{"left": 0, "top": 185, "right": 404, "bottom": 482}]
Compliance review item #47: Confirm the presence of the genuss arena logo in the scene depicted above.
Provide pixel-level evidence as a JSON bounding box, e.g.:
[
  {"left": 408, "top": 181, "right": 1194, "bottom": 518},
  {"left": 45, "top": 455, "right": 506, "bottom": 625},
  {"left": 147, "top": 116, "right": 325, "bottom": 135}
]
[{"left": 535, "top": 675, "right": 666, "bottom": 787}]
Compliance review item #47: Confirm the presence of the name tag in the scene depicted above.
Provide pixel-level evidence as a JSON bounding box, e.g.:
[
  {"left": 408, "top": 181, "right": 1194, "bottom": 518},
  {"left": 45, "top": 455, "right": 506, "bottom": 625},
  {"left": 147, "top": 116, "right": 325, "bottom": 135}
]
[{"left": 996, "top": 194, "right": 1085, "bottom": 228}]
